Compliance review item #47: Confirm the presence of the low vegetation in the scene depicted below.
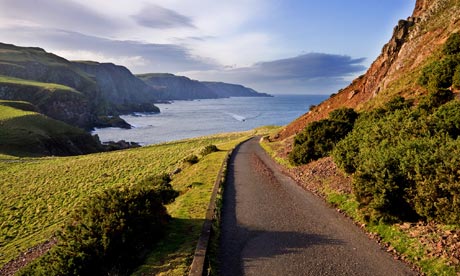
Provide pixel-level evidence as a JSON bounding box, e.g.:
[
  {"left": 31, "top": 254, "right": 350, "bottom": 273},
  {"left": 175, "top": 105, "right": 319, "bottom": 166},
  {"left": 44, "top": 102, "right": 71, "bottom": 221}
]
[
  {"left": 419, "top": 33, "right": 460, "bottom": 92},
  {"left": 333, "top": 91, "right": 460, "bottom": 224},
  {"left": 19, "top": 176, "right": 178, "bottom": 275},
  {"left": 0, "top": 127, "right": 267, "bottom": 274},
  {"left": 289, "top": 107, "right": 358, "bottom": 165}
]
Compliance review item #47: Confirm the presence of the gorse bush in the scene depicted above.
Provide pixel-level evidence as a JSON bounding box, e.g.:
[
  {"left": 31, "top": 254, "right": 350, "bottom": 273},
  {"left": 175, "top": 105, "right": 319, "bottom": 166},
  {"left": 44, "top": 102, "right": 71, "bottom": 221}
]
[
  {"left": 419, "top": 33, "right": 460, "bottom": 92},
  {"left": 443, "top": 32, "right": 460, "bottom": 55},
  {"left": 184, "top": 154, "right": 199, "bottom": 164},
  {"left": 289, "top": 108, "right": 357, "bottom": 165},
  {"left": 333, "top": 94, "right": 460, "bottom": 224},
  {"left": 201, "top": 144, "right": 219, "bottom": 156},
  {"left": 19, "top": 175, "right": 178, "bottom": 275}
]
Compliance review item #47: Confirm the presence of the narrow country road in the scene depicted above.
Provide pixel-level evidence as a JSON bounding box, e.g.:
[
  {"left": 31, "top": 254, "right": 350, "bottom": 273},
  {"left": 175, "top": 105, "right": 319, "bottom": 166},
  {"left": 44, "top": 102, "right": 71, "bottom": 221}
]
[{"left": 219, "top": 137, "right": 416, "bottom": 276}]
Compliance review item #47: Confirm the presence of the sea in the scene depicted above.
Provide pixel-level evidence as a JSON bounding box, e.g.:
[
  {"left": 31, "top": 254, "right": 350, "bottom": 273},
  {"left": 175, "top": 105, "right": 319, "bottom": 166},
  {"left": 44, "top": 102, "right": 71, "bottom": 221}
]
[{"left": 92, "top": 94, "right": 328, "bottom": 145}]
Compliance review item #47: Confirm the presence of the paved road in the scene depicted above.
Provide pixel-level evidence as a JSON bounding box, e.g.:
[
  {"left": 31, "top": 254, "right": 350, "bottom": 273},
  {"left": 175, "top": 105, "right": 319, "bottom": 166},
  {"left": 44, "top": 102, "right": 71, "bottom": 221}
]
[{"left": 219, "top": 137, "right": 416, "bottom": 276}]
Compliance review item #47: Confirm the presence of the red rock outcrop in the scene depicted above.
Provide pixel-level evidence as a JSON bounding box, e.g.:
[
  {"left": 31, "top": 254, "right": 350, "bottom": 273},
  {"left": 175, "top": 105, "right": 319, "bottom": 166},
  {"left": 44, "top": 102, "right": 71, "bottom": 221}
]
[{"left": 278, "top": 0, "right": 460, "bottom": 140}]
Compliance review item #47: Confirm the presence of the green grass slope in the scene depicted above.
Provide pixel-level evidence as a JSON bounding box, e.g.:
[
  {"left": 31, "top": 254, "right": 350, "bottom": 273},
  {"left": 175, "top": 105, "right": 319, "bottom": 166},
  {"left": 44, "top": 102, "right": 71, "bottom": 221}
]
[
  {"left": 0, "top": 102, "right": 101, "bottom": 156},
  {"left": 0, "top": 129, "right": 273, "bottom": 273}
]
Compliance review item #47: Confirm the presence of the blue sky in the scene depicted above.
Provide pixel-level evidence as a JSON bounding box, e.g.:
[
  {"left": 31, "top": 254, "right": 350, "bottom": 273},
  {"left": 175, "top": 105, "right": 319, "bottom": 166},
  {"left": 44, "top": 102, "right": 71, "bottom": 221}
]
[{"left": 0, "top": 0, "right": 415, "bottom": 94}]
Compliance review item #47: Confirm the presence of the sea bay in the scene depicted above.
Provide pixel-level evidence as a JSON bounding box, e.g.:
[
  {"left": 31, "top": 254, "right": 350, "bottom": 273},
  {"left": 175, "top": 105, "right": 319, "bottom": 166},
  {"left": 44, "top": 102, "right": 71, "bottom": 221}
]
[{"left": 93, "top": 94, "right": 328, "bottom": 145}]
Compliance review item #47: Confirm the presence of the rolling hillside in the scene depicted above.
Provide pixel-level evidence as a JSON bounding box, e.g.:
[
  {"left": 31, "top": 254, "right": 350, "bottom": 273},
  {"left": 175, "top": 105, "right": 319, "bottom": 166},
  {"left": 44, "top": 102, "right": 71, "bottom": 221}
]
[{"left": 0, "top": 100, "right": 102, "bottom": 156}]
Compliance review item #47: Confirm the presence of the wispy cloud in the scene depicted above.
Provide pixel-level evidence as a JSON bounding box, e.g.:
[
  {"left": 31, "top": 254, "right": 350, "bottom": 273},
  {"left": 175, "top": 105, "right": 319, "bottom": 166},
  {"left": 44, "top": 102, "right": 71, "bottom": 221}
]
[
  {"left": 0, "top": 0, "right": 120, "bottom": 35},
  {"left": 132, "top": 4, "right": 195, "bottom": 29},
  {"left": 0, "top": 27, "right": 218, "bottom": 73}
]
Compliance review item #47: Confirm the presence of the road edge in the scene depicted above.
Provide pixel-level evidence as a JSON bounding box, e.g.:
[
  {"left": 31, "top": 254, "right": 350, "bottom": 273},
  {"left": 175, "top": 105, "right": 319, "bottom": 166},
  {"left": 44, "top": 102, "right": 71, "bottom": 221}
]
[{"left": 188, "top": 137, "right": 253, "bottom": 276}]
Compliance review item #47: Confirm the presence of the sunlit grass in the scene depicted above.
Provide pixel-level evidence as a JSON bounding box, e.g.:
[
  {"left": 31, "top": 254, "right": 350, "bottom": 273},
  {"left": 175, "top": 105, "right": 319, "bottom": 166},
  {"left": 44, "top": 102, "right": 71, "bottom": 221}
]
[{"left": 0, "top": 127, "right": 273, "bottom": 273}]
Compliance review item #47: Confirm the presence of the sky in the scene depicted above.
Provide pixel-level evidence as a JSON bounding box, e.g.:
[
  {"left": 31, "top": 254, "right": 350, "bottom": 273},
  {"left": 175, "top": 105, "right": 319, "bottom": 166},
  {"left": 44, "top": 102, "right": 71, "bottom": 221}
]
[{"left": 0, "top": 0, "right": 416, "bottom": 94}]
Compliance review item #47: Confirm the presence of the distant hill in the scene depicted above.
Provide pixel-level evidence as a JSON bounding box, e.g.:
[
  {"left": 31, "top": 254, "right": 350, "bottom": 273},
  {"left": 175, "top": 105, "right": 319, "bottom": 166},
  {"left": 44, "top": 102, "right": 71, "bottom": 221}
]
[
  {"left": 72, "top": 61, "right": 159, "bottom": 113},
  {"left": 138, "top": 73, "right": 270, "bottom": 100},
  {"left": 137, "top": 73, "right": 219, "bottom": 100},
  {"left": 0, "top": 43, "right": 160, "bottom": 129},
  {"left": 202, "top": 81, "right": 272, "bottom": 98}
]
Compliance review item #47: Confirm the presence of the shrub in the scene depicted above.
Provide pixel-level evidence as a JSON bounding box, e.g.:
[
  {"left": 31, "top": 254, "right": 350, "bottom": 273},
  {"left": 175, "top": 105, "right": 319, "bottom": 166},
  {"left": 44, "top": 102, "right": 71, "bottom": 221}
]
[
  {"left": 419, "top": 89, "right": 454, "bottom": 111},
  {"left": 328, "top": 107, "right": 358, "bottom": 123},
  {"left": 201, "top": 144, "right": 219, "bottom": 156},
  {"left": 400, "top": 137, "right": 460, "bottom": 224},
  {"left": 443, "top": 33, "right": 460, "bottom": 55},
  {"left": 139, "top": 173, "right": 179, "bottom": 204},
  {"left": 333, "top": 98, "right": 460, "bottom": 224},
  {"left": 419, "top": 33, "right": 460, "bottom": 91},
  {"left": 384, "top": 95, "right": 413, "bottom": 112},
  {"left": 184, "top": 154, "right": 199, "bottom": 164},
  {"left": 19, "top": 181, "right": 177, "bottom": 275},
  {"left": 432, "top": 100, "right": 460, "bottom": 138},
  {"left": 453, "top": 64, "right": 460, "bottom": 89},
  {"left": 353, "top": 144, "right": 418, "bottom": 223},
  {"left": 289, "top": 108, "right": 357, "bottom": 165}
]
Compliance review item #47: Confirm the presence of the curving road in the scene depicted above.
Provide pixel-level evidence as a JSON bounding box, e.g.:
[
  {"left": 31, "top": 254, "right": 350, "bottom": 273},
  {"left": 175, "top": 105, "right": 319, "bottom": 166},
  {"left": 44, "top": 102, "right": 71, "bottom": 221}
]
[{"left": 219, "top": 137, "right": 416, "bottom": 276}]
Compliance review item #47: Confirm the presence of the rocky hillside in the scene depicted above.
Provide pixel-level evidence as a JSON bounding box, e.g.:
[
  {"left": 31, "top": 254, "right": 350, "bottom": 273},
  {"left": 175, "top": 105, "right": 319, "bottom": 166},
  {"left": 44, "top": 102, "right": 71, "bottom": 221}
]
[
  {"left": 138, "top": 73, "right": 270, "bottom": 100},
  {"left": 0, "top": 43, "right": 161, "bottom": 129},
  {"left": 202, "top": 81, "right": 272, "bottom": 97},
  {"left": 138, "top": 73, "right": 218, "bottom": 100},
  {"left": 279, "top": 0, "right": 460, "bottom": 139},
  {"left": 72, "top": 61, "right": 159, "bottom": 113}
]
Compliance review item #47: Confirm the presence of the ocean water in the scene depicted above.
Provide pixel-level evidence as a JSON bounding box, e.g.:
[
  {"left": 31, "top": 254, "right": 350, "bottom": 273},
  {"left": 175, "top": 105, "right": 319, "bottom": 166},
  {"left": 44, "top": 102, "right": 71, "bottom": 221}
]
[{"left": 93, "top": 94, "right": 328, "bottom": 145}]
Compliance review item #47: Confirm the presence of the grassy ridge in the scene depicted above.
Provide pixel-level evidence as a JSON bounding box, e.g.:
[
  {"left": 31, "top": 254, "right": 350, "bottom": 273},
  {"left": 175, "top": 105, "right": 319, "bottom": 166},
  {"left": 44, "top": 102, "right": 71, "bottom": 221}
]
[
  {"left": 0, "top": 129, "right": 271, "bottom": 272},
  {"left": 0, "top": 75, "right": 79, "bottom": 93},
  {"left": 0, "top": 103, "right": 98, "bottom": 156}
]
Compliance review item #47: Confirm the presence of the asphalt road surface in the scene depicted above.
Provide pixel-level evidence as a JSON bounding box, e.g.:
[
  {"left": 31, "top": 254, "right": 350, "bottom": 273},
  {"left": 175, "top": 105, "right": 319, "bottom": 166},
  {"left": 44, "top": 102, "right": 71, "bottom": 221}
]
[{"left": 219, "top": 137, "right": 416, "bottom": 276}]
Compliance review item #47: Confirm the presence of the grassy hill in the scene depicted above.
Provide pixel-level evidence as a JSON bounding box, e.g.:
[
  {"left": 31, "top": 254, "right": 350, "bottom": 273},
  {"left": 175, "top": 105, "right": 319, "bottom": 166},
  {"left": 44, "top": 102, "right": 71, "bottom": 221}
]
[
  {"left": 0, "top": 128, "right": 273, "bottom": 274},
  {"left": 0, "top": 101, "right": 101, "bottom": 156}
]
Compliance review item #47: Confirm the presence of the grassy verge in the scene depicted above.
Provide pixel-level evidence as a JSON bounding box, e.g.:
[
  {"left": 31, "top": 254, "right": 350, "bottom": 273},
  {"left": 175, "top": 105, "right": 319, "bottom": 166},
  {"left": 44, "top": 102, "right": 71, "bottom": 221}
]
[
  {"left": 132, "top": 127, "right": 273, "bottom": 275},
  {"left": 261, "top": 138, "right": 458, "bottom": 275}
]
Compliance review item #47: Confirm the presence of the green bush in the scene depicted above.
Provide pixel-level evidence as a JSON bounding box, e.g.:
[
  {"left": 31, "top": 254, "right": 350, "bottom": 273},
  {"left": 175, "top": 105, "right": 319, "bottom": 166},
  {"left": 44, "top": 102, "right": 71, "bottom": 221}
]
[
  {"left": 289, "top": 108, "right": 357, "bottom": 165},
  {"left": 432, "top": 100, "right": 460, "bottom": 138},
  {"left": 384, "top": 95, "right": 413, "bottom": 111},
  {"left": 19, "top": 178, "right": 178, "bottom": 275},
  {"left": 184, "top": 154, "right": 199, "bottom": 164},
  {"left": 201, "top": 144, "right": 219, "bottom": 156},
  {"left": 333, "top": 96, "right": 460, "bottom": 224},
  {"left": 453, "top": 64, "right": 460, "bottom": 89},
  {"left": 328, "top": 107, "right": 359, "bottom": 123},
  {"left": 419, "top": 89, "right": 454, "bottom": 111},
  {"left": 353, "top": 144, "right": 418, "bottom": 222},
  {"left": 419, "top": 33, "right": 460, "bottom": 91},
  {"left": 443, "top": 32, "right": 460, "bottom": 55}
]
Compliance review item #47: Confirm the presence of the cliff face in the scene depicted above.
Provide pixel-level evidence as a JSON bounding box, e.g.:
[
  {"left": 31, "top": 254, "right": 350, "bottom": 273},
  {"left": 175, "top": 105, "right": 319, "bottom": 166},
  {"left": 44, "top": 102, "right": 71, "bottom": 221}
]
[
  {"left": 138, "top": 73, "right": 270, "bottom": 100},
  {"left": 138, "top": 73, "right": 219, "bottom": 100},
  {"left": 0, "top": 43, "right": 162, "bottom": 129},
  {"left": 0, "top": 83, "right": 94, "bottom": 128},
  {"left": 72, "top": 61, "right": 159, "bottom": 110},
  {"left": 279, "top": 0, "right": 460, "bottom": 139}
]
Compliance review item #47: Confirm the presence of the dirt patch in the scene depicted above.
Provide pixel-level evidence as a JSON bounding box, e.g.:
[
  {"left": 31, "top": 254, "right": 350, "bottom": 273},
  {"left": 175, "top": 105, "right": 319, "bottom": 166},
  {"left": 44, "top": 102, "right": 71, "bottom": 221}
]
[{"left": 0, "top": 238, "right": 57, "bottom": 276}]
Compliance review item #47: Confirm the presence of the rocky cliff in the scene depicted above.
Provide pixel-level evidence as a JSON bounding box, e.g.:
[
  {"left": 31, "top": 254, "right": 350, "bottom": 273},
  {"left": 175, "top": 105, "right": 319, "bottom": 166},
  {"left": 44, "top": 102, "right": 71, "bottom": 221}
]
[
  {"left": 279, "top": 0, "right": 460, "bottom": 139},
  {"left": 72, "top": 61, "right": 159, "bottom": 113},
  {"left": 0, "top": 43, "right": 163, "bottom": 129},
  {"left": 138, "top": 73, "right": 219, "bottom": 100},
  {"left": 138, "top": 73, "right": 270, "bottom": 100}
]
